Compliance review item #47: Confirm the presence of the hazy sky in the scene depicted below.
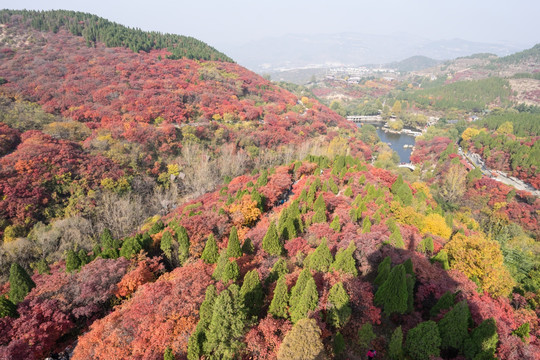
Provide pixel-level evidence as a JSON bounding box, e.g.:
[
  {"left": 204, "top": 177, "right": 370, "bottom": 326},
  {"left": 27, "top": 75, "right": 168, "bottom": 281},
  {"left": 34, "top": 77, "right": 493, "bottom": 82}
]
[{"left": 2, "top": 0, "right": 539, "bottom": 50}]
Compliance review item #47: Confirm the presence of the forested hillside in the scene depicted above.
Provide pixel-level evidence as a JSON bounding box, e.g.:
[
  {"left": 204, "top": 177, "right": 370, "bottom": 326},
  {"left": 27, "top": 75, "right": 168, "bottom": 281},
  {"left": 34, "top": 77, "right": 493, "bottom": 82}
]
[{"left": 0, "top": 10, "right": 538, "bottom": 360}]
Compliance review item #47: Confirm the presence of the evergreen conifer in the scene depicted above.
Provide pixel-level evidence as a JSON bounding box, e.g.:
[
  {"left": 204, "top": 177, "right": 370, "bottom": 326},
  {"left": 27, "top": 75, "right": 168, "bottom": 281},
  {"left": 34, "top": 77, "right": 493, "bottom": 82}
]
[
  {"left": 176, "top": 225, "right": 190, "bottom": 265},
  {"left": 405, "top": 321, "right": 441, "bottom": 360},
  {"left": 290, "top": 276, "right": 318, "bottom": 323},
  {"left": 0, "top": 297, "right": 17, "bottom": 318},
  {"left": 328, "top": 177, "right": 339, "bottom": 194},
  {"left": 430, "top": 291, "right": 456, "bottom": 317},
  {"left": 205, "top": 287, "right": 246, "bottom": 358},
  {"left": 374, "top": 256, "right": 391, "bottom": 286},
  {"left": 212, "top": 250, "right": 228, "bottom": 280},
  {"left": 78, "top": 249, "right": 90, "bottom": 267},
  {"left": 326, "top": 282, "right": 351, "bottom": 329},
  {"left": 277, "top": 318, "right": 325, "bottom": 360},
  {"left": 331, "top": 241, "right": 358, "bottom": 276},
  {"left": 222, "top": 260, "right": 240, "bottom": 282},
  {"left": 241, "top": 238, "right": 254, "bottom": 255},
  {"left": 333, "top": 332, "right": 345, "bottom": 355},
  {"left": 262, "top": 221, "right": 283, "bottom": 256},
  {"left": 358, "top": 322, "right": 376, "bottom": 350},
  {"left": 312, "top": 194, "right": 327, "bottom": 223},
  {"left": 330, "top": 215, "right": 341, "bottom": 232},
  {"left": 463, "top": 318, "right": 498, "bottom": 359},
  {"left": 226, "top": 226, "right": 242, "bottom": 258},
  {"left": 374, "top": 264, "right": 408, "bottom": 315},
  {"left": 306, "top": 238, "right": 333, "bottom": 272},
  {"left": 65, "top": 249, "right": 81, "bottom": 273},
  {"left": 432, "top": 250, "right": 450, "bottom": 270},
  {"left": 389, "top": 326, "right": 404, "bottom": 360},
  {"left": 362, "top": 216, "right": 371, "bottom": 233},
  {"left": 438, "top": 301, "right": 471, "bottom": 352},
  {"left": 266, "top": 258, "right": 288, "bottom": 284},
  {"left": 269, "top": 275, "right": 289, "bottom": 318},
  {"left": 240, "top": 270, "right": 263, "bottom": 318},
  {"left": 8, "top": 263, "right": 35, "bottom": 304},
  {"left": 163, "top": 347, "right": 175, "bottom": 360},
  {"left": 201, "top": 234, "right": 219, "bottom": 264},
  {"left": 289, "top": 268, "right": 312, "bottom": 309}
]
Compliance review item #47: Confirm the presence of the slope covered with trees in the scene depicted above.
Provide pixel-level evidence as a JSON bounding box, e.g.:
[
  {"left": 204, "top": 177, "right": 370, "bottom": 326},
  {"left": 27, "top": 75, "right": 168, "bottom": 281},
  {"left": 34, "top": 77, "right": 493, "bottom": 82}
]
[{"left": 0, "top": 10, "right": 539, "bottom": 360}]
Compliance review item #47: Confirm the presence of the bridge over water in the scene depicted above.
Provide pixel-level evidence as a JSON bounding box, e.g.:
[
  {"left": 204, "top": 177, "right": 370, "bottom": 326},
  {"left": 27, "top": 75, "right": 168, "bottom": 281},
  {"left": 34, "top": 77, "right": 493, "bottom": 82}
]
[
  {"left": 398, "top": 163, "right": 416, "bottom": 171},
  {"left": 346, "top": 115, "right": 385, "bottom": 123}
]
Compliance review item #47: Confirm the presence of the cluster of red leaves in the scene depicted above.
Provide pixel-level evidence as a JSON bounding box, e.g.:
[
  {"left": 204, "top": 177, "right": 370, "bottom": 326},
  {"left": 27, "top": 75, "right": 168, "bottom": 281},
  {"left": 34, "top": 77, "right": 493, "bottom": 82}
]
[
  {"left": 0, "top": 122, "right": 20, "bottom": 156},
  {"left": 115, "top": 257, "right": 165, "bottom": 299},
  {"left": 0, "top": 258, "right": 129, "bottom": 360},
  {"left": 410, "top": 136, "right": 452, "bottom": 164},
  {"left": 72, "top": 261, "right": 215, "bottom": 360},
  {"left": 0, "top": 130, "right": 125, "bottom": 227}
]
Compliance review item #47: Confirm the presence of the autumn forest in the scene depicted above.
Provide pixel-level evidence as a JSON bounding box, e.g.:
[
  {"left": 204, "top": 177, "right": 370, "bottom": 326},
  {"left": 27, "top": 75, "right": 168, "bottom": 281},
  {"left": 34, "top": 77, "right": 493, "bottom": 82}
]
[{"left": 0, "top": 10, "right": 538, "bottom": 360}]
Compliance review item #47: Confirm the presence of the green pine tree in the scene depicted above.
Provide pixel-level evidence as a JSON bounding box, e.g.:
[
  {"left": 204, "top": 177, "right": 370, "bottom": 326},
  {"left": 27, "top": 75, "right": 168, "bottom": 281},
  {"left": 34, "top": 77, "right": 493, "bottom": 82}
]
[
  {"left": 226, "top": 226, "right": 242, "bottom": 258},
  {"left": 289, "top": 268, "right": 312, "bottom": 309},
  {"left": 222, "top": 260, "right": 240, "bottom": 283},
  {"left": 201, "top": 234, "right": 219, "bottom": 264},
  {"left": 266, "top": 258, "right": 288, "bottom": 284},
  {"left": 160, "top": 230, "right": 174, "bottom": 261},
  {"left": 390, "top": 228, "right": 404, "bottom": 248},
  {"left": 513, "top": 322, "right": 530, "bottom": 342},
  {"left": 430, "top": 291, "right": 456, "bottom": 318},
  {"left": 199, "top": 285, "right": 218, "bottom": 328},
  {"left": 432, "top": 250, "right": 450, "bottom": 270},
  {"left": 240, "top": 270, "right": 263, "bottom": 318},
  {"left": 306, "top": 238, "right": 333, "bottom": 272},
  {"left": 8, "top": 263, "right": 35, "bottom": 304},
  {"left": 464, "top": 318, "right": 498, "bottom": 359},
  {"left": 212, "top": 250, "right": 229, "bottom": 280},
  {"left": 374, "top": 264, "right": 408, "bottom": 315},
  {"left": 0, "top": 297, "right": 17, "bottom": 318},
  {"left": 358, "top": 322, "right": 376, "bottom": 350},
  {"left": 362, "top": 216, "right": 371, "bottom": 233},
  {"left": 241, "top": 238, "right": 254, "bottom": 255},
  {"left": 391, "top": 174, "right": 404, "bottom": 194},
  {"left": 330, "top": 215, "right": 341, "bottom": 232},
  {"left": 65, "top": 249, "right": 81, "bottom": 273},
  {"left": 262, "top": 221, "right": 283, "bottom": 256},
  {"left": 269, "top": 275, "right": 289, "bottom": 318},
  {"left": 418, "top": 236, "right": 434, "bottom": 254},
  {"left": 290, "top": 276, "right": 318, "bottom": 323},
  {"left": 312, "top": 194, "right": 327, "bottom": 223},
  {"left": 344, "top": 186, "right": 353, "bottom": 197},
  {"left": 374, "top": 256, "right": 391, "bottom": 286},
  {"left": 204, "top": 287, "right": 246, "bottom": 359},
  {"left": 256, "top": 169, "right": 268, "bottom": 187},
  {"left": 120, "top": 236, "right": 142, "bottom": 259},
  {"left": 78, "top": 249, "right": 89, "bottom": 267},
  {"left": 331, "top": 241, "right": 358, "bottom": 276},
  {"left": 334, "top": 332, "right": 346, "bottom": 355},
  {"left": 405, "top": 321, "right": 441, "bottom": 360},
  {"left": 389, "top": 326, "right": 404, "bottom": 360},
  {"left": 328, "top": 177, "right": 339, "bottom": 194},
  {"left": 163, "top": 347, "right": 175, "bottom": 360},
  {"left": 176, "top": 225, "right": 190, "bottom": 265},
  {"left": 438, "top": 300, "right": 471, "bottom": 352},
  {"left": 187, "top": 327, "right": 205, "bottom": 360},
  {"left": 326, "top": 282, "right": 351, "bottom": 329}
]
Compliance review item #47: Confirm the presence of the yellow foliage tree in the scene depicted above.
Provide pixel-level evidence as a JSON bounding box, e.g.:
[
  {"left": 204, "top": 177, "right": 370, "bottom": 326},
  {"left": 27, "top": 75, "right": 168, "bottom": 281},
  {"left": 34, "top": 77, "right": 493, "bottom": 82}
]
[
  {"left": 461, "top": 127, "right": 481, "bottom": 141},
  {"left": 443, "top": 233, "right": 514, "bottom": 298},
  {"left": 391, "top": 100, "right": 402, "bottom": 115},
  {"left": 496, "top": 121, "right": 513, "bottom": 135},
  {"left": 389, "top": 201, "right": 425, "bottom": 229},
  {"left": 228, "top": 195, "right": 262, "bottom": 227},
  {"left": 422, "top": 213, "right": 452, "bottom": 239}
]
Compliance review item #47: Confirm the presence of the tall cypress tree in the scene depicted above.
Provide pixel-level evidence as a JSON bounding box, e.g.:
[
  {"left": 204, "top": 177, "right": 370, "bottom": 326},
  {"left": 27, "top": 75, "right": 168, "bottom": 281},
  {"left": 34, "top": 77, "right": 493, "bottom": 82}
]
[
  {"left": 241, "top": 238, "right": 254, "bottom": 255},
  {"left": 330, "top": 215, "right": 341, "bottom": 232},
  {"left": 326, "top": 282, "right": 351, "bottom": 329},
  {"left": 374, "top": 256, "right": 391, "bottom": 286},
  {"left": 201, "top": 234, "right": 219, "bottom": 264},
  {"left": 438, "top": 301, "right": 471, "bottom": 352},
  {"left": 0, "top": 297, "right": 17, "bottom": 318},
  {"left": 290, "top": 276, "right": 318, "bottom": 323},
  {"left": 389, "top": 326, "right": 404, "bottom": 360},
  {"left": 269, "top": 275, "right": 289, "bottom": 318},
  {"left": 306, "top": 238, "right": 333, "bottom": 272},
  {"left": 222, "top": 260, "right": 240, "bottom": 283},
  {"left": 176, "top": 225, "right": 190, "bottom": 265},
  {"left": 161, "top": 230, "right": 174, "bottom": 262},
  {"left": 405, "top": 321, "right": 441, "bottom": 360},
  {"left": 312, "top": 194, "right": 327, "bottom": 223},
  {"left": 8, "top": 263, "right": 35, "bottom": 304},
  {"left": 331, "top": 241, "right": 358, "bottom": 276},
  {"left": 362, "top": 216, "right": 372, "bottom": 233},
  {"left": 163, "top": 347, "right": 175, "bottom": 360},
  {"left": 240, "top": 270, "right": 263, "bottom": 318},
  {"left": 204, "top": 287, "right": 246, "bottom": 358},
  {"left": 289, "top": 268, "right": 312, "bottom": 309},
  {"left": 266, "top": 258, "right": 288, "bottom": 284},
  {"left": 262, "top": 221, "right": 283, "bottom": 256},
  {"left": 374, "top": 264, "right": 408, "bottom": 315},
  {"left": 212, "top": 250, "right": 228, "bottom": 280},
  {"left": 65, "top": 249, "right": 81, "bottom": 273},
  {"left": 464, "top": 318, "right": 498, "bottom": 359},
  {"left": 226, "top": 226, "right": 242, "bottom": 258}
]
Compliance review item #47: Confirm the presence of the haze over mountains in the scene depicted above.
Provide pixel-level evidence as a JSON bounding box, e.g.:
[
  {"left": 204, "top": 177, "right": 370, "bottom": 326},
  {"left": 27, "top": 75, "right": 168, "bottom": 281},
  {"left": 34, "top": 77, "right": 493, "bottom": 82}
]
[{"left": 226, "top": 32, "right": 525, "bottom": 72}]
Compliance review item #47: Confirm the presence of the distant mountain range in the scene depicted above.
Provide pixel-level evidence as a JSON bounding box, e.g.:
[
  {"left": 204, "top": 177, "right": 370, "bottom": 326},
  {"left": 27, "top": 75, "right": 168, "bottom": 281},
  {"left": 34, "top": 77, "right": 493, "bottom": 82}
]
[{"left": 226, "top": 33, "right": 525, "bottom": 73}]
